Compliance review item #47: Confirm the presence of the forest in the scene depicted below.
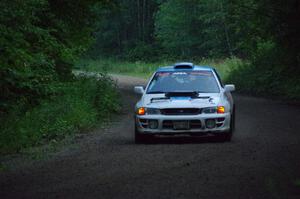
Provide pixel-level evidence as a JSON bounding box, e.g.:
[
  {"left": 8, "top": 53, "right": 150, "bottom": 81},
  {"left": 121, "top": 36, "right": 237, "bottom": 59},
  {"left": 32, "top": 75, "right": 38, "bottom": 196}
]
[
  {"left": 88, "top": 0, "right": 300, "bottom": 97},
  {"left": 1, "top": 0, "right": 299, "bottom": 153}
]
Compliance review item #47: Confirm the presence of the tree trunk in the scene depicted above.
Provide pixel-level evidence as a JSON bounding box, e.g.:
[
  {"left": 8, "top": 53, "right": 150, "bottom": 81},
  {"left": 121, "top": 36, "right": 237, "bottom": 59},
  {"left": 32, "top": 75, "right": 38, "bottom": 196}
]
[{"left": 220, "top": 0, "right": 233, "bottom": 57}]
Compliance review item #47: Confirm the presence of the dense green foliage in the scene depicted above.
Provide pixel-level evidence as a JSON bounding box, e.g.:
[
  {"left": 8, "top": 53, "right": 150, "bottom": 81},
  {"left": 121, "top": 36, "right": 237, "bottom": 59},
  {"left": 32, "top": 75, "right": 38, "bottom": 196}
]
[
  {"left": 0, "top": 0, "right": 103, "bottom": 113},
  {"left": 224, "top": 0, "right": 300, "bottom": 99},
  {"left": 0, "top": 0, "right": 121, "bottom": 153},
  {"left": 88, "top": 0, "right": 159, "bottom": 61},
  {"left": 0, "top": 75, "right": 120, "bottom": 154},
  {"left": 155, "top": 0, "right": 234, "bottom": 58},
  {"left": 90, "top": 0, "right": 300, "bottom": 64}
]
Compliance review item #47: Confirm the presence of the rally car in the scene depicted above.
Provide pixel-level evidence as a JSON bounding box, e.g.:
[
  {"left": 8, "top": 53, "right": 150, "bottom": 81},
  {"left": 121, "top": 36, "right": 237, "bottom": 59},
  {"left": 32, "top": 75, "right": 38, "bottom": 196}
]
[{"left": 134, "top": 62, "right": 235, "bottom": 143}]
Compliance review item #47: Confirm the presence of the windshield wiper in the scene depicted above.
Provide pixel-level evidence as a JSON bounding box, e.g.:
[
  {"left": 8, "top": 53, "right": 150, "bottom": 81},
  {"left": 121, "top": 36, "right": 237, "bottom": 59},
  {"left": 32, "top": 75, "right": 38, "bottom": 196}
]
[
  {"left": 147, "top": 91, "right": 165, "bottom": 94},
  {"left": 150, "top": 97, "right": 169, "bottom": 102},
  {"left": 197, "top": 91, "right": 210, "bottom": 93},
  {"left": 164, "top": 91, "right": 211, "bottom": 99}
]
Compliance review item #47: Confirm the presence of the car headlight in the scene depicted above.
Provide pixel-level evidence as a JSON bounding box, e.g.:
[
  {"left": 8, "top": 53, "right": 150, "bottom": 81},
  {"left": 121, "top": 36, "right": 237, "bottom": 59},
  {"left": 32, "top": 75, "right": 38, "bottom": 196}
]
[
  {"left": 137, "top": 107, "right": 160, "bottom": 115},
  {"left": 202, "top": 106, "right": 225, "bottom": 114},
  {"left": 202, "top": 107, "right": 217, "bottom": 114},
  {"left": 146, "top": 108, "right": 160, "bottom": 115}
]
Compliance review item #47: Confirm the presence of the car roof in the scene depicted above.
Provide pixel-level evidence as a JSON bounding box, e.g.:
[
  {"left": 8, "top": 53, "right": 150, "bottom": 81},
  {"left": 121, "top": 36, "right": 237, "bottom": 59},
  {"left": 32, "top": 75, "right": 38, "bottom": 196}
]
[{"left": 156, "top": 63, "right": 215, "bottom": 72}]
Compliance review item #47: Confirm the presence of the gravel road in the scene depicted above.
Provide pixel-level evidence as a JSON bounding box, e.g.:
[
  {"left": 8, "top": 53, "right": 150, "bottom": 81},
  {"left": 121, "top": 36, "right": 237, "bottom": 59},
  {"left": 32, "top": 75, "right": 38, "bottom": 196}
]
[{"left": 1, "top": 74, "right": 300, "bottom": 199}]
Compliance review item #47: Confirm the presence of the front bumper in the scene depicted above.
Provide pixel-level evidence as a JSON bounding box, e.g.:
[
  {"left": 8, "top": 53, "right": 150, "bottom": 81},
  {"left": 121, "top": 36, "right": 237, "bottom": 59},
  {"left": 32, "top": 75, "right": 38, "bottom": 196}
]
[{"left": 135, "top": 113, "right": 231, "bottom": 135}]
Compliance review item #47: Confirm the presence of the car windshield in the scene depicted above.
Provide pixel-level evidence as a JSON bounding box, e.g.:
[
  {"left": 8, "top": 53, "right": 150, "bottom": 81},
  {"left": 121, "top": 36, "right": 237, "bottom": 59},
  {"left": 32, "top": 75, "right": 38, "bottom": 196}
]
[{"left": 147, "top": 71, "right": 220, "bottom": 93}]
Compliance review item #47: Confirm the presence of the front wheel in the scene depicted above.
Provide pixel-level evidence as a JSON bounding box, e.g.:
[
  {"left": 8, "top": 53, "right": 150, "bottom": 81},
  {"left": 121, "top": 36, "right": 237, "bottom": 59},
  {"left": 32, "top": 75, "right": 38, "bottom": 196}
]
[
  {"left": 222, "top": 110, "right": 235, "bottom": 142},
  {"left": 135, "top": 125, "right": 151, "bottom": 144},
  {"left": 222, "top": 132, "right": 232, "bottom": 142}
]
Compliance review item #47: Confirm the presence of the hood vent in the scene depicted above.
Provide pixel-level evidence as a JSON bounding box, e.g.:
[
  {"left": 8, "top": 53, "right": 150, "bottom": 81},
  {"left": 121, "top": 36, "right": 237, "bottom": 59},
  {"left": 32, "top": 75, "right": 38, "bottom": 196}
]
[{"left": 165, "top": 91, "right": 198, "bottom": 98}]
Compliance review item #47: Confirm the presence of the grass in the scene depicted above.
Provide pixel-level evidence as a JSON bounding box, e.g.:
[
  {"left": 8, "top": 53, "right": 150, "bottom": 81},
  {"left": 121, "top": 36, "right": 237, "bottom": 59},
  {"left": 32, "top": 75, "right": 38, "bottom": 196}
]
[
  {"left": 77, "top": 57, "right": 300, "bottom": 100},
  {"left": 0, "top": 74, "right": 120, "bottom": 154},
  {"left": 76, "top": 57, "right": 242, "bottom": 80},
  {"left": 76, "top": 59, "right": 168, "bottom": 78}
]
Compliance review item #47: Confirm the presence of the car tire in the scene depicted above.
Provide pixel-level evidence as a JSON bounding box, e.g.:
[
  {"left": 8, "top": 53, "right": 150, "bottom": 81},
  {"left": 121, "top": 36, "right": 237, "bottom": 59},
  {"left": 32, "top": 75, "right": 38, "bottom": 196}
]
[
  {"left": 223, "top": 108, "right": 235, "bottom": 142},
  {"left": 222, "top": 132, "right": 232, "bottom": 142},
  {"left": 231, "top": 105, "right": 236, "bottom": 132},
  {"left": 135, "top": 125, "right": 150, "bottom": 144}
]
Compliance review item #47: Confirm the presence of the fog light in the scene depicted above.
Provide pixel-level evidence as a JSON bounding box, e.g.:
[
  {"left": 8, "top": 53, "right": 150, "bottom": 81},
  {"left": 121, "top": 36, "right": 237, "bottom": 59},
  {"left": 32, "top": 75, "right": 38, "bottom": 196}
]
[
  {"left": 205, "top": 119, "right": 216, "bottom": 129},
  {"left": 148, "top": 120, "right": 158, "bottom": 129}
]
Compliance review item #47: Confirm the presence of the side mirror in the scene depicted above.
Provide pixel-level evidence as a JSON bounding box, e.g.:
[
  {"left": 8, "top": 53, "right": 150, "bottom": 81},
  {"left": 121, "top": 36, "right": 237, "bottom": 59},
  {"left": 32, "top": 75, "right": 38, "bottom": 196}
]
[
  {"left": 134, "top": 86, "right": 145, "bottom": 94},
  {"left": 224, "top": 84, "right": 235, "bottom": 92}
]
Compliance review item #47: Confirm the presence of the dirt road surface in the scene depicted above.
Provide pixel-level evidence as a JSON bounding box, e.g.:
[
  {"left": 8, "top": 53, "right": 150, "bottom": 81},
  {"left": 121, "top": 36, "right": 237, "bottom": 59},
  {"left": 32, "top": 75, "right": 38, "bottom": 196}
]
[{"left": 1, "top": 74, "right": 300, "bottom": 199}]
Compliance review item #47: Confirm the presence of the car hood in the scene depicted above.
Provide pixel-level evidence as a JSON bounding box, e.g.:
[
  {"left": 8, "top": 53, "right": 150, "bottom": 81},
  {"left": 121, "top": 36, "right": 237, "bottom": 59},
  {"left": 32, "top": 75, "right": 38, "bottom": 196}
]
[{"left": 142, "top": 93, "right": 222, "bottom": 109}]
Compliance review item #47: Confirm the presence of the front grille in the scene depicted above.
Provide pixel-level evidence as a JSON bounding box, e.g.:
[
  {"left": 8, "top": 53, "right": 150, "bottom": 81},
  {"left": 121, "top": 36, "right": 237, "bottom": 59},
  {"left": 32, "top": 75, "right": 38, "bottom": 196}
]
[
  {"left": 162, "top": 120, "right": 202, "bottom": 130},
  {"left": 190, "top": 120, "right": 202, "bottom": 128},
  {"left": 160, "top": 108, "right": 201, "bottom": 115},
  {"left": 162, "top": 120, "right": 173, "bottom": 129}
]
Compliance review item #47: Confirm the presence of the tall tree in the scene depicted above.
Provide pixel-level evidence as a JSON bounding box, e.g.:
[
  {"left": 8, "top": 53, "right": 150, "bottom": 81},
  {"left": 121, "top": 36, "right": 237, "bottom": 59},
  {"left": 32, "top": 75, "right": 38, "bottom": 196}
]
[
  {"left": 88, "top": 0, "right": 159, "bottom": 60},
  {"left": 155, "top": 0, "right": 236, "bottom": 58}
]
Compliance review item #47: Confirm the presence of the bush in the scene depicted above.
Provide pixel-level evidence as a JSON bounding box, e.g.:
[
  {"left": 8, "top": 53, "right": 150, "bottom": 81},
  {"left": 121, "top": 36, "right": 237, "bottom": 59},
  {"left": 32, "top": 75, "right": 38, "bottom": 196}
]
[
  {"left": 226, "top": 45, "right": 300, "bottom": 100},
  {"left": 0, "top": 75, "right": 120, "bottom": 154},
  {"left": 125, "top": 42, "right": 159, "bottom": 62}
]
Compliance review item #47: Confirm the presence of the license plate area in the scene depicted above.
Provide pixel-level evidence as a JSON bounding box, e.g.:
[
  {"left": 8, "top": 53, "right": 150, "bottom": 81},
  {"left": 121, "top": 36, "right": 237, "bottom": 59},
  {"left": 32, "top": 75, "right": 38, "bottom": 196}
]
[{"left": 173, "top": 121, "right": 190, "bottom": 130}]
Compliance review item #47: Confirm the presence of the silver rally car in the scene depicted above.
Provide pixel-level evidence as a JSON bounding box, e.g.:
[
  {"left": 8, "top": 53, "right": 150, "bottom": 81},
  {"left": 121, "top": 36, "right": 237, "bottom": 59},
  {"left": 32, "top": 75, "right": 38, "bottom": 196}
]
[{"left": 134, "top": 62, "right": 235, "bottom": 143}]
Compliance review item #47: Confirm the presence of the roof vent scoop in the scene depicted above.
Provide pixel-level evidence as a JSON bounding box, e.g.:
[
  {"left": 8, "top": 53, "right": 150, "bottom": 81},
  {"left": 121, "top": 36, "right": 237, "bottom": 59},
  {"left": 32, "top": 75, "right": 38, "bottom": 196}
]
[{"left": 174, "top": 62, "right": 194, "bottom": 69}]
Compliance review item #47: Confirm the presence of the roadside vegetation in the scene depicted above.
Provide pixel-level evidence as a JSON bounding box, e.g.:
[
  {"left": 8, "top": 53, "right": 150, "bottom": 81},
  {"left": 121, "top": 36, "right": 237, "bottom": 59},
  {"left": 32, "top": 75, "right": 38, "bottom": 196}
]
[
  {"left": 0, "top": 75, "right": 120, "bottom": 154},
  {"left": 77, "top": 58, "right": 241, "bottom": 80},
  {"left": 0, "top": 0, "right": 119, "bottom": 154}
]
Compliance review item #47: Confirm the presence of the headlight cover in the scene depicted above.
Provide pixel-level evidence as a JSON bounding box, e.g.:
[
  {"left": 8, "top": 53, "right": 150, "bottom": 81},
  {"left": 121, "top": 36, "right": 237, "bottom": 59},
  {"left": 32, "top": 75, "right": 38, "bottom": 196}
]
[
  {"left": 202, "top": 106, "right": 225, "bottom": 114},
  {"left": 202, "top": 107, "right": 217, "bottom": 114},
  {"left": 146, "top": 108, "right": 160, "bottom": 115}
]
